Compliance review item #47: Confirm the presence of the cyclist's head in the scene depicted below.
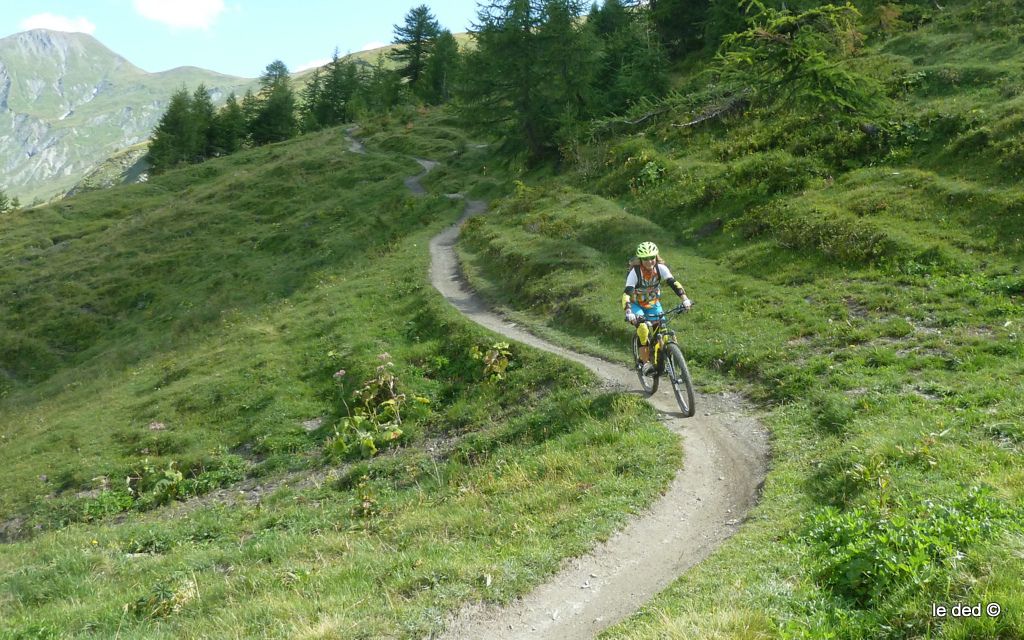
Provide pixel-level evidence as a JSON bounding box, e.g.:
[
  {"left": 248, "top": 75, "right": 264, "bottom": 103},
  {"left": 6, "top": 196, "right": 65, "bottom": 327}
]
[{"left": 636, "top": 241, "right": 659, "bottom": 260}]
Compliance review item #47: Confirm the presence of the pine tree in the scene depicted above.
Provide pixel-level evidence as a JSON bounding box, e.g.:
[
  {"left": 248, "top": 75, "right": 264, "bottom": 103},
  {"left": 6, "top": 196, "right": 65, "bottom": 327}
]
[
  {"left": 594, "top": 10, "right": 669, "bottom": 113},
  {"left": 0, "top": 189, "right": 11, "bottom": 214},
  {"left": 211, "top": 92, "right": 247, "bottom": 155},
  {"left": 191, "top": 84, "right": 217, "bottom": 159},
  {"left": 718, "top": 1, "right": 880, "bottom": 115},
  {"left": 460, "top": 0, "right": 599, "bottom": 160},
  {"left": 649, "top": 0, "right": 711, "bottom": 58},
  {"left": 146, "top": 87, "right": 196, "bottom": 173},
  {"left": 538, "top": 0, "right": 599, "bottom": 122},
  {"left": 422, "top": 30, "right": 460, "bottom": 104},
  {"left": 300, "top": 66, "right": 326, "bottom": 132},
  {"left": 390, "top": 5, "right": 441, "bottom": 94},
  {"left": 364, "top": 54, "right": 404, "bottom": 113},
  {"left": 249, "top": 60, "right": 297, "bottom": 145},
  {"left": 591, "top": 0, "right": 630, "bottom": 36},
  {"left": 327, "top": 57, "right": 363, "bottom": 122},
  {"left": 704, "top": 0, "right": 749, "bottom": 51}
]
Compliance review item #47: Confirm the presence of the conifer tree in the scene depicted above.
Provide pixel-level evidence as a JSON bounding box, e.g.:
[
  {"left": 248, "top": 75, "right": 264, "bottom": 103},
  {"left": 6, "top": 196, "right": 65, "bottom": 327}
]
[
  {"left": 460, "top": 0, "right": 598, "bottom": 160},
  {"left": 241, "top": 89, "right": 260, "bottom": 128},
  {"left": 422, "top": 30, "right": 460, "bottom": 104},
  {"left": 704, "top": 0, "right": 749, "bottom": 51},
  {"left": 537, "top": 0, "right": 599, "bottom": 126},
  {"left": 191, "top": 84, "right": 217, "bottom": 159},
  {"left": 390, "top": 5, "right": 441, "bottom": 94},
  {"left": 318, "top": 50, "right": 363, "bottom": 125},
  {"left": 300, "top": 66, "right": 326, "bottom": 131},
  {"left": 649, "top": 0, "right": 711, "bottom": 57},
  {"left": 718, "top": 1, "right": 880, "bottom": 115},
  {"left": 364, "top": 54, "right": 404, "bottom": 113},
  {"left": 249, "top": 60, "right": 297, "bottom": 145},
  {"left": 594, "top": 9, "right": 669, "bottom": 112},
  {"left": 211, "top": 92, "right": 247, "bottom": 155},
  {"left": 146, "top": 87, "right": 196, "bottom": 173},
  {"left": 590, "top": 0, "right": 630, "bottom": 36}
]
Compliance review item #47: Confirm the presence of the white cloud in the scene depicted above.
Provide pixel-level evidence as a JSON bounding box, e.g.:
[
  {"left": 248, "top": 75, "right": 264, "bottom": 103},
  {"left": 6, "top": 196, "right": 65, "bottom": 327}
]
[
  {"left": 19, "top": 13, "right": 96, "bottom": 34},
  {"left": 133, "top": 0, "right": 225, "bottom": 29},
  {"left": 295, "top": 58, "right": 331, "bottom": 73},
  {"left": 360, "top": 41, "right": 387, "bottom": 53}
]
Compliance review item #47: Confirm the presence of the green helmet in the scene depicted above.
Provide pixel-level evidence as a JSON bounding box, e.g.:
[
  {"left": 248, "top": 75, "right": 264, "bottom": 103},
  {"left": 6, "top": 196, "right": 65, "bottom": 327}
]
[{"left": 636, "top": 241, "right": 659, "bottom": 259}]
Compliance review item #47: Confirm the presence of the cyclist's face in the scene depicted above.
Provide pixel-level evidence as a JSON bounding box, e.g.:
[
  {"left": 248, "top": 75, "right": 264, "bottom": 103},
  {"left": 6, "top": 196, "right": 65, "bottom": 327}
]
[{"left": 641, "top": 256, "right": 657, "bottom": 267}]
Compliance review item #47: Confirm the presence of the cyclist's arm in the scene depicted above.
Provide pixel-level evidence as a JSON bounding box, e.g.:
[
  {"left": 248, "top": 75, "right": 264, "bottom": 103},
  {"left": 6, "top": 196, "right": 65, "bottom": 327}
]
[
  {"left": 623, "top": 269, "right": 639, "bottom": 297},
  {"left": 659, "top": 265, "right": 686, "bottom": 297}
]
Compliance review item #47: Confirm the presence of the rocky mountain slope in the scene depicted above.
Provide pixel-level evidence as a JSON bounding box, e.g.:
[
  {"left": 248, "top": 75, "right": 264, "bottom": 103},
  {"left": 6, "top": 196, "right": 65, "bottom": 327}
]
[{"left": 0, "top": 29, "right": 255, "bottom": 204}]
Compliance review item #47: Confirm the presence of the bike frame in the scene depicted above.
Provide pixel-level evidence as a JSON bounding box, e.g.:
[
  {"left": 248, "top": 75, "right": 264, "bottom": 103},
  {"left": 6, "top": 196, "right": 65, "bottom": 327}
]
[
  {"left": 638, "top": 305, "right": 686, "bottom": 370},
  {"left": 632, "top": 302, "right": 696, "bottom": 417}
]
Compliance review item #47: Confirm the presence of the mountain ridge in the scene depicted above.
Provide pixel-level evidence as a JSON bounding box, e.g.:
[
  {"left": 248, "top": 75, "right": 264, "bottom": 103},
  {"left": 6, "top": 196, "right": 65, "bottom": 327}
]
[{"left": 0, "top": 29, "right": 256, "bottom": 203}]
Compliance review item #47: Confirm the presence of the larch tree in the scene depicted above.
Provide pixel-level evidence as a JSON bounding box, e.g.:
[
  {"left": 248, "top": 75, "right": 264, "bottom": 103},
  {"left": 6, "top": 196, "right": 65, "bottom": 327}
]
[
  {"left": 459, "top": 0, "right": 599, "bottom": 161},
  {"left": 249, "top": 60, "right": 297, "bottom": 145},
  {"left": 390, "top": 5, "right": 441, "bottom": 96},
  {"left": 422, "top": 29, "right": 460, "bottom": 104},
  {"left": 146, "top": 87, "right": 196, "bottom": 173}
]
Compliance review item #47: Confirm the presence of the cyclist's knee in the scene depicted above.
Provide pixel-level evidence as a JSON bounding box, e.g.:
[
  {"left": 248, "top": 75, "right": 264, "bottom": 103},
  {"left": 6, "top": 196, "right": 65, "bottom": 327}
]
[{"left": 636, "top": 322, "right": 650, "bottom": 345}]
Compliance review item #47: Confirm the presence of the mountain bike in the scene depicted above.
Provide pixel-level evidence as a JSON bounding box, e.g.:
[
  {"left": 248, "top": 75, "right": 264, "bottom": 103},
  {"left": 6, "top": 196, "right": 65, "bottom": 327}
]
[{"left": 630, "top": 303, "right": 696, "bottom": 417}]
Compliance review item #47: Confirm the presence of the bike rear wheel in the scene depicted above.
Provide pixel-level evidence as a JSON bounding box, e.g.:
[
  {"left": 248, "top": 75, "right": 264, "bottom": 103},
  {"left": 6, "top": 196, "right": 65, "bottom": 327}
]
[
  {"left": 665, "top": 343, "right": 695, "bottom": 417},
  {"left": 632, "top": 334, "right": 658, "bottom": 395}
]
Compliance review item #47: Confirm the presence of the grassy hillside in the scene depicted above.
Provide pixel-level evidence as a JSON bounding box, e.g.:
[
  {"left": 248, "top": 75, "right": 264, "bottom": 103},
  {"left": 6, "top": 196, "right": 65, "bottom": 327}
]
[
  {"left": 4, "top": 1, "right": 1024, "bottom": 638},
  {"left": 0, "top": 117, "right": 679, "bottom": 638},
  {"left": 453, "top": 1, "right": 1024, "bottom": 638}
]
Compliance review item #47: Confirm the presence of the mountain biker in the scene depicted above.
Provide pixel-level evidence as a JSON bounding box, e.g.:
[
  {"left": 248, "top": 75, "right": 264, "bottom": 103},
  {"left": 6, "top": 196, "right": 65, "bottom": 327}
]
[{"left": 621, "top": 241, "right": 692, "bottom": 376}]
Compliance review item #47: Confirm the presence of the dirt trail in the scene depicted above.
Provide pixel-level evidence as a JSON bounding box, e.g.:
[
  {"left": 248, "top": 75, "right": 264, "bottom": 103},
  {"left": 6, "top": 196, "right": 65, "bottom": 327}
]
[{"left": 408, "top": 159, "right": 770, "bottom": 639}]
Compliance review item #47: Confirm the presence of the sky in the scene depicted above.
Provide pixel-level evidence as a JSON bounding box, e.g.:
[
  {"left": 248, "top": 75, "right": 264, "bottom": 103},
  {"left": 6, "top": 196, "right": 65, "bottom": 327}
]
[{"left": 0, "top": 0, "right": 481, "bottom": 78}]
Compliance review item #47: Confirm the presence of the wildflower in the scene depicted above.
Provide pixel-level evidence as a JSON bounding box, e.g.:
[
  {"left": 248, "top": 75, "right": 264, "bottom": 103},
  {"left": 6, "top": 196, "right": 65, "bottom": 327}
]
[
  {"left": 333, "top": 369, "right": 346, "bottom": 379},
  {"left": 377, "top": 352, "right": 391, "bottom": 361}
]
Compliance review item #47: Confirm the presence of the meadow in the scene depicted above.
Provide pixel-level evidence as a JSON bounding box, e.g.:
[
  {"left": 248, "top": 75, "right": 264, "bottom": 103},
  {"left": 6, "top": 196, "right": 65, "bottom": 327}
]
[
  {"left": 3, "top": 0, "right": 1024, "bottom": 637},
  {"left": 0, "top": 121, "right": 678, "bottom": 638}
]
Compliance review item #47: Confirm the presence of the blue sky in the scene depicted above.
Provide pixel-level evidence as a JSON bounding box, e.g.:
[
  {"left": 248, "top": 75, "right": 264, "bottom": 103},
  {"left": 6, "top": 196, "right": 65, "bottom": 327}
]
[{"left": 1, "top": 1, "right": 481, "bottom": 78}]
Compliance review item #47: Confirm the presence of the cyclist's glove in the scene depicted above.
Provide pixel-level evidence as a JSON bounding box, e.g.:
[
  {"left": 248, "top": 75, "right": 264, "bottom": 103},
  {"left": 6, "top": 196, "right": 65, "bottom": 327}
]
[
  {"left": 682, "top": 296, "right": 692, "bottom": 310},
  {"left": 625, "top": 311, "right": 636, "bottom": 324}
]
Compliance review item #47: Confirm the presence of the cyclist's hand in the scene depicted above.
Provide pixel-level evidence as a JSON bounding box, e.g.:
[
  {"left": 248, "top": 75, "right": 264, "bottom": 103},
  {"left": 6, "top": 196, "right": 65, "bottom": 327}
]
[
  {"left": 682, "top": 296, "right": 693, "bottom": 310},
  {"left": 625, "top": 312, "right": 636, "bottom": 324}
]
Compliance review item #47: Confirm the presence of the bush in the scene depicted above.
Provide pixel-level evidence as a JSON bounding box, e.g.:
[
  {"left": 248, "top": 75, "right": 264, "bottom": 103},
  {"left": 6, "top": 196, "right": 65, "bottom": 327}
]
[
  {"left": 595, "top": 139, "right": 675, "bottom": 197},
  {"left": 802, "top": 486, "right": 1023, "bottom": 607}
]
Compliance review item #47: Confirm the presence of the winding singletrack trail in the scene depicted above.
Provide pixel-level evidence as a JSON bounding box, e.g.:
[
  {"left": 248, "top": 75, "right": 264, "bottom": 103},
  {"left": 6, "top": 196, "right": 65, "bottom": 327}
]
[{"left": 408, "top": 158, "right": 770, "bottom": 639}]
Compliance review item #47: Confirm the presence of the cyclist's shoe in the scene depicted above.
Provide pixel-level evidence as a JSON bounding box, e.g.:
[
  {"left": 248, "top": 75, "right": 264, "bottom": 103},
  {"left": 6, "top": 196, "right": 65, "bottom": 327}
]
[{"left": 641, "top": 362, "right": 657, "bottom": 377}]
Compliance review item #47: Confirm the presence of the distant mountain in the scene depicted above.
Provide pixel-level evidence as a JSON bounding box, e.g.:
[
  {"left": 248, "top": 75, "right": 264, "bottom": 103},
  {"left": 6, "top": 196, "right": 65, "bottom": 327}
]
[{"left": 0, "top": 29, "right": 256, "bottom": 203}]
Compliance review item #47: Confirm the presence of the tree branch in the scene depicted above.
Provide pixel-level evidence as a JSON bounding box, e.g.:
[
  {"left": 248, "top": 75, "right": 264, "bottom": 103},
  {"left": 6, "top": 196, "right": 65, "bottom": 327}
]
[{"left": 671, "top": 93, "right": 749, "bottom": 128}]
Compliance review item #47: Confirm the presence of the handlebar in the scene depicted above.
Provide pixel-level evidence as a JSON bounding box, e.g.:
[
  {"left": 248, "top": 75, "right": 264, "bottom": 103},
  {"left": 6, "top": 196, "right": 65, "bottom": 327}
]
[
  {"left": 628, "top": 301, "right": 694, "bottom": 324},
  {"left": 670, "top": 301, "right": 694, "bottom": 314}
]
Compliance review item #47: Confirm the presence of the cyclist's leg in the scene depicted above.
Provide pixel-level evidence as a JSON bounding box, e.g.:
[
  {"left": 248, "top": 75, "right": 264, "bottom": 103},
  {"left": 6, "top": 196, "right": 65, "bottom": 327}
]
[
  {"left": 631, "top": 302, "right": 651, "bottom": 363},
  {"left": 644, "top": 302, "right": 665, "bottom": 370}
]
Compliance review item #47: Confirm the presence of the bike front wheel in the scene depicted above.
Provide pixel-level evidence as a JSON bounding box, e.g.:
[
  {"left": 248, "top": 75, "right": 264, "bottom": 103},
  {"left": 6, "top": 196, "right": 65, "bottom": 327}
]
[
  {"left": 665, "top": 343, "right": 695, "bottom": 417},
  {"left": 632, "top": 334, "right": 658, "bottom": 395}
]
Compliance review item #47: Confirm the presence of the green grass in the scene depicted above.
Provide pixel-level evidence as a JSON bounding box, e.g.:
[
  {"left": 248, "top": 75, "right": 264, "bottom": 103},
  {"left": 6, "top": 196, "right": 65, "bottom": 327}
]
[
  {"left": 450, "top": 3, "right": 1024, "bottom": 638},
  {"left": 6, "top": 1, "right": 1024, "bottom": 637},
  {"left": 0, "top": 115, "right": 681, "bottom": 638}
]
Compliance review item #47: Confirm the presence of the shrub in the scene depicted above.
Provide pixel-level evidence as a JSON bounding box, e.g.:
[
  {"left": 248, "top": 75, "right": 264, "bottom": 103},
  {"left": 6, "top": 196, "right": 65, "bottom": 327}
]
[{"left": 802, "top": 486, "right": 1023, "bottom": 607}]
